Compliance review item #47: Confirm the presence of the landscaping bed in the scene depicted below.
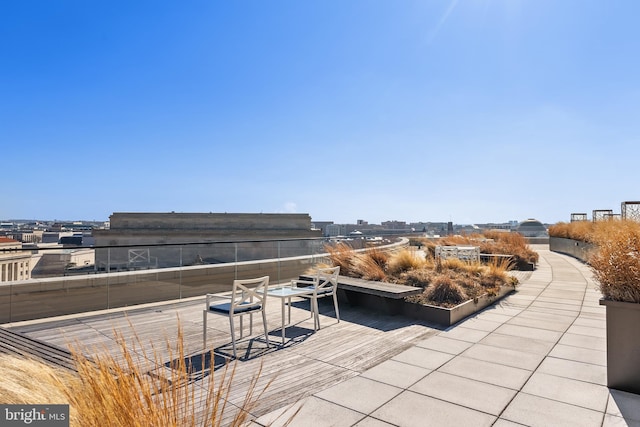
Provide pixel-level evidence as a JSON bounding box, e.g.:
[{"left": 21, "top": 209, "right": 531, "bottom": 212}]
[{"left": 320, "top": 232, "right": 535, "bottom": 326}]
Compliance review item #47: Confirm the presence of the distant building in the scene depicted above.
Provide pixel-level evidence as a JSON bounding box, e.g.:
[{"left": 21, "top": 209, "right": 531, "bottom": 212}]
[
  {"left": 92, "top": 212, "right": 322, "bottom": 269},
  {"left": 30, "top": 247, "right": 95, "bottom": 278},
  {"left": 515, "top": 218, "right": 548, "bottom": 237},
  {"left": 325, "top": 224, "right": 342, "bottom": 237},
  {"left": 0, "top": 237, "right": 32, "bottom": 282},
  {"left": 381, "top": 220, "right": 407, "bottom": 230},
  {"left": 311, "top": 221, "right": 334, "bottom": 236}
]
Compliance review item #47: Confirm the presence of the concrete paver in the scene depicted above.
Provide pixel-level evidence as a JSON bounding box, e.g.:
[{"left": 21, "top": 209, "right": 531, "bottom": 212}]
[
  {"left": 370, "top": 391, "right": 496, "bottom": 427},
  {"left": 558, "top": 332, "right": 606, "bottom": 351},
  {"left": 314, "top": 376, "right": 403, "bottom": 414},
  {"left": 414, "top": 335, "right": 473, "bottom": 355},
  {"left": 501, "top": 393, "right": 603, "bottom": 427},
  {"left": 537, "top": 356, "right": 608, "bottom": 386},
  {"left": 522, "top": 371, "right": 610, "bottom": 411},
  {"left": 352, "top": 418, "right": 395, "bottom": 427},
  {"left": 438, "top": 356, "right": 533, "bottom": 390},
  {"left": 455, "top": 317, "right": 503, "bottom": 332},
  {"left": 548, "top": 343, "right": 607, "bottom": 366},
  {"left": 359, "top": 359, "right": 431, "bottom": 389},
  {"left": 257, "top": 396, "right": 365, "bottom": 427},
  {"left": 460, "top": 343, "right": 546, "bottom": 370},
  {"left": 437, "top": 325, "right": 490, "bottom": 343},
  {"left": 390, "top": 346, "right": 455, "bottom": 370},
  {"left": 408, "top": 371, "right": 517, "bottom": 416},
  {"left": 492, "top": 323, "right": 564, "bottom": 342},
  {"left": 507, "top": 315, "right": 573, "bottom": 332},
  {"left": 478, "top": 332, "right": 555, "bottom": 355}
]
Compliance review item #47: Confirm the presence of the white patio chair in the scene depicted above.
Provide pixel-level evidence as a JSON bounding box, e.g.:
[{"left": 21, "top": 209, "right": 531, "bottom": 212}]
[
  {"left": 203, "top": 276, "right": 270, "bottom": 358},
  {"left": 292, "top": 266, "right": 340, "bottom": 330}
]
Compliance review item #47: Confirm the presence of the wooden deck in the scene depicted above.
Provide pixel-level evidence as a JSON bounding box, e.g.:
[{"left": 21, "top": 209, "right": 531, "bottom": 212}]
[
  {"left": 5, "top": 291, "right": 441, "bottom": 425},
  {"left": 0, "top": 327, "right": 78, "bottom": 371}
]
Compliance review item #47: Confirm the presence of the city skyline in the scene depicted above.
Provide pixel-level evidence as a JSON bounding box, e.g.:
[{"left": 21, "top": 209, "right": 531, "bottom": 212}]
[
  {"left": 3, "top": 1, "right": 640, "bottom": 225},
  {"left": 0, "top": 215, "right": 550, "bottom": 228}
]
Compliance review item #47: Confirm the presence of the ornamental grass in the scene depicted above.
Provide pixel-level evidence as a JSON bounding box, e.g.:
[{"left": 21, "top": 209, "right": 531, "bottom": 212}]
[
  {"left": 550, "top": 219, "right": 640, "bottom": 303},
  {"left": 588, "top": 220, "right": 640, "bottom": 303},
  {"left": 386, "top": 248, "right": 426, "bottom": 276},
  {"left": 548, "top": 221, "right": 595, "bottom": 242},
  {"left": 425, "top": 276, "right": 468, "bottom": 306},
  {"left": 433, "top": 231, "right": 538, "bottom": 269}
]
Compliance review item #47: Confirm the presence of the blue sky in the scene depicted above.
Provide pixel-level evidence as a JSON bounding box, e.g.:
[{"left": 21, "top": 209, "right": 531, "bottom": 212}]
[{"left": 3, "top": 1, "right": 639, "bottom": 225}]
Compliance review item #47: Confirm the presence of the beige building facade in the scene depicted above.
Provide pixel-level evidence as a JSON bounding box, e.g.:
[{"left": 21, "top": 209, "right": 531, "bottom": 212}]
[
  {"left": 93, "top": 212, "right": 322, "bottom": 270},
  {"left": 0, "top": 237, "right": 32, "bottom": 282}
]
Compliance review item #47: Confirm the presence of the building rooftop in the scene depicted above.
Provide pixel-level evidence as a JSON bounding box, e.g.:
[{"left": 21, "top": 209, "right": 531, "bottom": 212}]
[{"left": 4, "top": 245, "right": 640, "bottom": 426}]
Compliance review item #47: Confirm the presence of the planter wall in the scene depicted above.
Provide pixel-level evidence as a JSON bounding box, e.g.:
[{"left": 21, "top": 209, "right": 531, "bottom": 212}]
[
  {"left": 549, "top": 237, "right": 595, "bottom": 263},
  {"left": 600, "top": 298, "right": 640, "bottom": 394},
  {"left": 401, "top": 285, "right": 515, "bottom": 327},
  {"left": 339, "top": 284, "right": 515, "bottom": 327}
]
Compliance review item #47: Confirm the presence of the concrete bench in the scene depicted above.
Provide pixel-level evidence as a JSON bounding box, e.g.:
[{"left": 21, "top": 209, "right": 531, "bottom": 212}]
[
  {"left": 0, "top": 327, "right": 78, "bottom": 371},
  {"left": 299, "top": 274, "right": 422, "bottom": 315}
]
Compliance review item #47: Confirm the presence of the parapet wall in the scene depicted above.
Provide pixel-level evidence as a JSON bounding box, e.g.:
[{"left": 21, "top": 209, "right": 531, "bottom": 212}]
[{"left": 549, "top": 237, "right": 595, "bottom": 263}]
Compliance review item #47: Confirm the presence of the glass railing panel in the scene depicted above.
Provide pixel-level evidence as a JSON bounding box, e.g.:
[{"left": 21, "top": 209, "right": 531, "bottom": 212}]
[
  {"left": 233, "top": 240, "right": 278, "bottom": 263},
  {"left": 59, "top": 275, "right": 110, "bottom": 316},
  {"left": 0, "top": 284, "right": 11, "bottom": 323},
  {"left": 4, "top": 237, "right": 405, "bottom": 323}
]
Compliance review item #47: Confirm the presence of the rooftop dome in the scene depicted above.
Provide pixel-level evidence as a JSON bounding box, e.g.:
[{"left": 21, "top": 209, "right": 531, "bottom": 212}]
[{"left": 515, "top": 218, "right": 548, "bottom": 237}]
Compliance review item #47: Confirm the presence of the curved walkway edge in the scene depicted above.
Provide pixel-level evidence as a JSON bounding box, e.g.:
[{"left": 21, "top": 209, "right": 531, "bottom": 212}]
[{"left": 255, "top": 247, "right": 640, "bottom": 427}]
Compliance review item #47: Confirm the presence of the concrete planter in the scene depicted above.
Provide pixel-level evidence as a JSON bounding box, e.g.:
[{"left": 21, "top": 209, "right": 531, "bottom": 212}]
[
  {"left": 402, "top": 285, "right": 515, "bottom": 327},
  {"left": 338, "top": 283, "right": 515, "bottom": 327},
  {"left": 599, "top": 298, "right": 640, "bottom": 394}
]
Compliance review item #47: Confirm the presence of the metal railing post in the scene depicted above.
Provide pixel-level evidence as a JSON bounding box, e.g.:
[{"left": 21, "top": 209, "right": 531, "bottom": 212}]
[
  {"left": 234, "top": 243, "right": 238, "bottom": 280},
  {"left": 277, "top": 241, "right": 281, "bottom": 284},
  {"left": 107, "top": 247, "right": 111, "bottom": 309},
  {"left": 179, "top": 246, "right": 183, "bottom": 299}
]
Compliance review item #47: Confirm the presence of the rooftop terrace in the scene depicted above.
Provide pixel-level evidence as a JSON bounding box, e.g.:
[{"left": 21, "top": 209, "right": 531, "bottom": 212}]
[{"left": 4, "top": 245, "right": 640, "bottom": 426}]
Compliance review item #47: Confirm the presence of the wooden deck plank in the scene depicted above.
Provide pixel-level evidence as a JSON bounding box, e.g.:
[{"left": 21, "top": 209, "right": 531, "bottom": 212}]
[{"left": 0, "top": 327, "right": 78, "bottom": 371}]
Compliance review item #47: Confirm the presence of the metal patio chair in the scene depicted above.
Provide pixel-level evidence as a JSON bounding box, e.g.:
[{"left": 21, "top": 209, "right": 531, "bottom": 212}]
[
  {"left": 203, "top": 276, "right": 270, "bottom": 358},
  {"left": 292, "top": 266, "right": 340, "bottom": 330}
]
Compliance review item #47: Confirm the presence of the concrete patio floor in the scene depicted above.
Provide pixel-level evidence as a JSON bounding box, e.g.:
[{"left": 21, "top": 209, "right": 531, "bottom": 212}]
[{"left": 253, "top": 246, "right": 640, "bottom": 427}]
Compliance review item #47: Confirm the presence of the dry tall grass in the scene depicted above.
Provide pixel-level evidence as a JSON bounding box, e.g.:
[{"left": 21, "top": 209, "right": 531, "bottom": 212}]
[
  {"left": 351, "top": 252, "right": 387, "bottom": 281},
  {"left": 324, "top": 242, "right": 357, "bottom": 276},
  {"left": 386, "top": 249, "right": 425, "bottom": 276},
  {"left": 0, "top": 322, "right": 280, "bottom": 427},
  {"left": 480, "top": 231, "right": 538, "bottom": 268},
  {"left": 588, "top": 220, "right": 640, "bottom": 303},
  {"left": 0, "top": 354, "right": 76, "bottom": 403},
  {"left": 431, "top": 231, "right": 538, "bottom": 269},
  {"left": 425, "top": 276, "right": 468, "bottom": 306},
  {"left": 548, "top": 221, "right": 595, "bottom": 242}
]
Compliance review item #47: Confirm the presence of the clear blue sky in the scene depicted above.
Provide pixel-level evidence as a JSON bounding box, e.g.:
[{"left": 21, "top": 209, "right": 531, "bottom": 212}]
[{"left": 3, "top": 1, "right": 639, "bottom": 225}]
